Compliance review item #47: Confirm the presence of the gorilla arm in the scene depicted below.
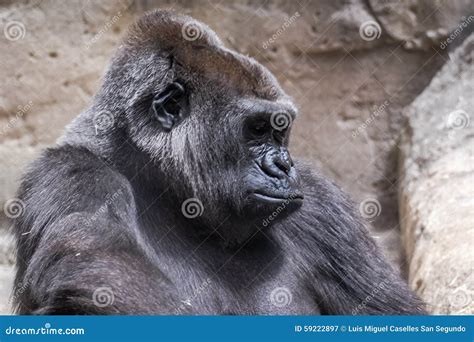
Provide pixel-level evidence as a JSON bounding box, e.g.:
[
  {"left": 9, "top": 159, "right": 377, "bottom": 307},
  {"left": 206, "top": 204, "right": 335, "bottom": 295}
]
[{"left": 13, "top": 146, "right": 181, "bottom": 315}]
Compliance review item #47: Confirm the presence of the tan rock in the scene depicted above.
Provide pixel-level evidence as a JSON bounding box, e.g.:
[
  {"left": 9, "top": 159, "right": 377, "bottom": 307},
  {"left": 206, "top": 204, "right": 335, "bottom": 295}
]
[{"left": 399, "top": 34, "right": 473, "bottom": 314}]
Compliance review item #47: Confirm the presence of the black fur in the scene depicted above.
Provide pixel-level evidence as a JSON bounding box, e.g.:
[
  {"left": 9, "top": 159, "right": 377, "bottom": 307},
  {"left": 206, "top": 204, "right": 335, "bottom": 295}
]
[{"left": 12, "top": 10, "right": 425, "bottom": 315}]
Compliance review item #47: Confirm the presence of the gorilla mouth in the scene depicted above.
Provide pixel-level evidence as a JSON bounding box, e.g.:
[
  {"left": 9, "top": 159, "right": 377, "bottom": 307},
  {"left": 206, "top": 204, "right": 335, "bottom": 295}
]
[{"left": 250, "top": 191, "right": 304, "bottom": 205}]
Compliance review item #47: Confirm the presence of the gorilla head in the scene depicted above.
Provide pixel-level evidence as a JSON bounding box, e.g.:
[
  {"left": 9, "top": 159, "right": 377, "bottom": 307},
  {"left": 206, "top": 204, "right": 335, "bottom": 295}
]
[{"left": 78, "top": 11, "right": 303, "bottom": 242}]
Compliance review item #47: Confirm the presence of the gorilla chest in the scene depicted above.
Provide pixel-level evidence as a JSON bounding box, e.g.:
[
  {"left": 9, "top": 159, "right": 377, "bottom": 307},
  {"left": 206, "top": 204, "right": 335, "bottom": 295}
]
[{"left": 156, "top": 241, "right": 319, "bottom": 315}]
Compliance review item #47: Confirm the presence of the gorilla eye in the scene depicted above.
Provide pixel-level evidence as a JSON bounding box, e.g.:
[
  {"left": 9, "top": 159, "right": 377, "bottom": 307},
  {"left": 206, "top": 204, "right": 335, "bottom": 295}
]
[{"left": 245, "top": 119, "right": 271, "bottom": 140}]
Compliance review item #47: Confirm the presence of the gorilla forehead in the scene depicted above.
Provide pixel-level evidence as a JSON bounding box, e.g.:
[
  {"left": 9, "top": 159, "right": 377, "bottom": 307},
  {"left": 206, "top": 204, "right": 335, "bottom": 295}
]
[{"left": 124, "top": 10, "right": 289, "bottom": 102}]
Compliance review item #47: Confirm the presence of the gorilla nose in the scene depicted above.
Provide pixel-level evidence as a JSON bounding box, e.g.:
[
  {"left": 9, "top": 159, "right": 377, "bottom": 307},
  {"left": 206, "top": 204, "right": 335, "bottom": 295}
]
[{"left": 261, "top": 149, "right": 293, "bottom": 179}]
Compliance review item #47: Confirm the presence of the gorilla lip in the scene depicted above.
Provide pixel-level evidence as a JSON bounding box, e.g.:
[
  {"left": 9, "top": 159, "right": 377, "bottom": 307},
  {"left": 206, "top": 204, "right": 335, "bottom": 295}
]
[{"left": 251, "top": 191, "right": 304, "bottom": 204}]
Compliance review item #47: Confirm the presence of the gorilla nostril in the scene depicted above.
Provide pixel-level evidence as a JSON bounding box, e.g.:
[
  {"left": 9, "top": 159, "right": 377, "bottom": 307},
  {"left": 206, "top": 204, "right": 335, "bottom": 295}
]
[
  {"left": 277, "top": 149, "right": 293, "bottom": 174},
  {"left": 275, "top": 158, "right": 291, "bottom": 174},
  {"left": 261, "top": 153, "right": 286, "bottom": 179}
]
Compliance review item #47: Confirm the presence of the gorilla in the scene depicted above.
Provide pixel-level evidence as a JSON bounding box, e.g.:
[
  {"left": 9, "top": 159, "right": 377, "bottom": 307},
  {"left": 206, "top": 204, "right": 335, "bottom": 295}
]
[{"left": 12, "top": 10, "right": 425, "bottom": 315}]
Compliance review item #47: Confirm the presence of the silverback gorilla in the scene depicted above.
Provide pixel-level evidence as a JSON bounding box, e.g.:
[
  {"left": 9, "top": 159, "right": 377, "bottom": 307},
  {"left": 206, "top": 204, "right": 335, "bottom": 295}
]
[{"left": 12, "top": 10, "right": 425, "bottom": 315}]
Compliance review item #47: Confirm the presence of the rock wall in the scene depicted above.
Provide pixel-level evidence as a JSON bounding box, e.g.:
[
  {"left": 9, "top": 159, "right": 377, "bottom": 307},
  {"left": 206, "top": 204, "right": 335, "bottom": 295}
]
[
  {"left": 399, "top": 35, "right": 473, "bottom": 315},
  {"left": 0, "top": 0, "right": 471, "bottom": 313}
]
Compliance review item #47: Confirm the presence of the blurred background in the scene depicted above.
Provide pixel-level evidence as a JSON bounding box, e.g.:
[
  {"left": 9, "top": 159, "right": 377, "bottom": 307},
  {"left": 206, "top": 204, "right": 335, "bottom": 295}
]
[{"left": 0, "top": 0, "right": 472, "bottom": 314}]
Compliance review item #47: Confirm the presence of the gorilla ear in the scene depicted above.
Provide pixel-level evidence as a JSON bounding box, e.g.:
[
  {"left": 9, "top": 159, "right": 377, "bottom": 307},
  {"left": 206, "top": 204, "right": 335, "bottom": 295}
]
[{"left": 150, "top": 82, "right": 188, "bottom": 131}]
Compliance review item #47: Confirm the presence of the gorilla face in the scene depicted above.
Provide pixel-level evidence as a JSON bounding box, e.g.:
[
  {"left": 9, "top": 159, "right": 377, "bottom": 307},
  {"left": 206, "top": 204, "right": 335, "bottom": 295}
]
[
  {"left": 240, "top": 102, "right": 303, "bottom": 211},
  {"left": 146, "top": 77, "right": 303, "bottom": 219},
  {"left": 141, "top": 78, "right": 303, "bottom": 231},
  {"left": 124, "top": 75, "right": 301, "bottom": 232}
]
